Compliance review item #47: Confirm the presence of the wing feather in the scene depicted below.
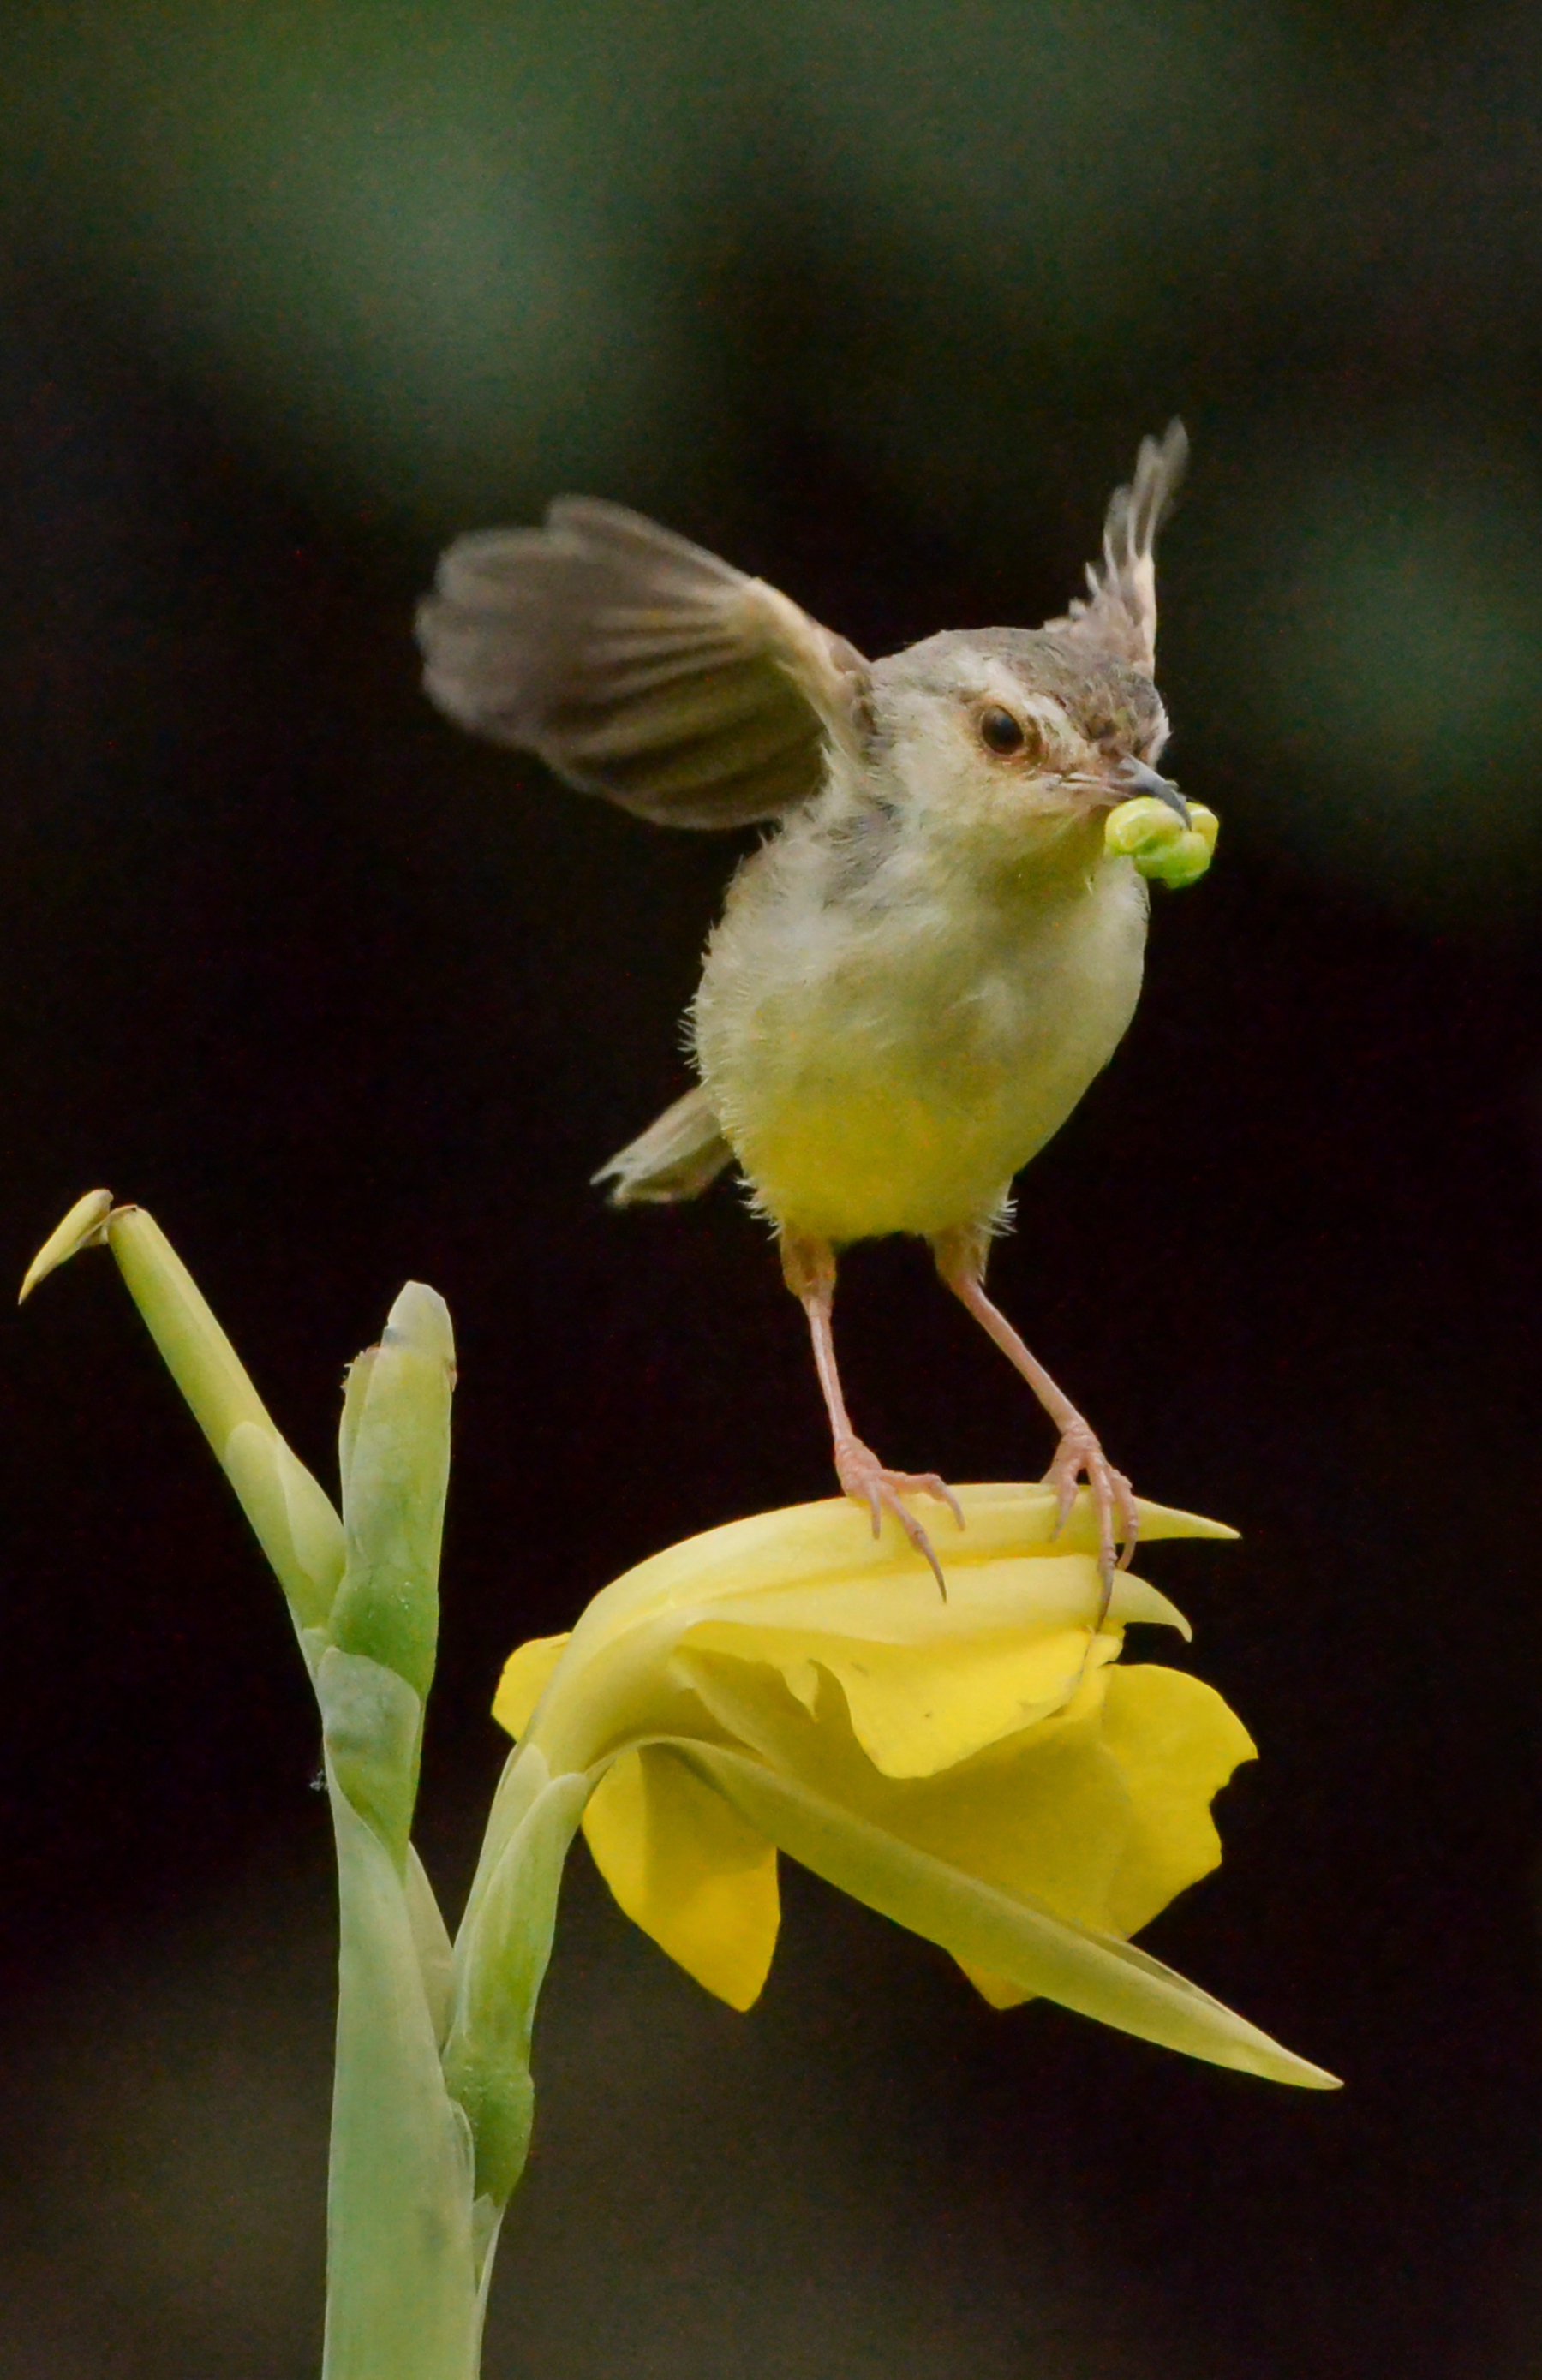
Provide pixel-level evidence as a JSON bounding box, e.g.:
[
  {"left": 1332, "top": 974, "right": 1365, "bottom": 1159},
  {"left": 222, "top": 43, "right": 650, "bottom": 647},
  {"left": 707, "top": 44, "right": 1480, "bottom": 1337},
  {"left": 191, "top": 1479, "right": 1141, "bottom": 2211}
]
[{"left": 418, "top": 498, "right": 870, "bottom": 829}]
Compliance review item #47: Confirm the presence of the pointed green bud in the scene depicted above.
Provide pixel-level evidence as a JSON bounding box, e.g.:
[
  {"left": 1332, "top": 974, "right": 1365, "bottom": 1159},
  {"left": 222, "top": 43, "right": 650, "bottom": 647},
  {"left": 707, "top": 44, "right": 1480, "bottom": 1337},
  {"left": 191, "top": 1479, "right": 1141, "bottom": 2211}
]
[
  {"left": 18, "top": 1189, "right": 114, "bottom": 1303},
  {"left": 329, "top": 1285, "right": 455, "bottom": 1698}
]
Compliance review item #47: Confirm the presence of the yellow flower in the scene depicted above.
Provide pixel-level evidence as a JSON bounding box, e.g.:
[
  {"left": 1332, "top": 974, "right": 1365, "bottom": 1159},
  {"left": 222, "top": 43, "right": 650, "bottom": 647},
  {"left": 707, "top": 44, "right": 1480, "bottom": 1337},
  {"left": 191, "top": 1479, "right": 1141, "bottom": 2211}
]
[{"left": 493, "top": 1484, "right": 1336, "bottom": 2089}]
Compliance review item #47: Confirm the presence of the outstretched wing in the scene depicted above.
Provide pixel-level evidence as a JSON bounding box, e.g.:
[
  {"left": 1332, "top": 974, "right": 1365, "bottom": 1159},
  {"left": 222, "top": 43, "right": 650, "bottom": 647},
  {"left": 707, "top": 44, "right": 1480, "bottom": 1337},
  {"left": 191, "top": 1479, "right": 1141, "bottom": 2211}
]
[
  {"left": 1044, "top": 421, "right": 1188, "bottom": 675},
  {"left": 417, "top": 498, "right": 870, "bottom": 830}
]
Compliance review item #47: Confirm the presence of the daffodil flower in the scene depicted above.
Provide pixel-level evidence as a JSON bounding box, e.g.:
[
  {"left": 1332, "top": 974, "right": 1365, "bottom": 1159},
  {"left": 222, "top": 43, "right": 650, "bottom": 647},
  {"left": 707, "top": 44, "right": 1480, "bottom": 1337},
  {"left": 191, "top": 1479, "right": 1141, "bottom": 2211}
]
[{"left": 485, "top": 1488, "right": 1335, "bottom": 2090}]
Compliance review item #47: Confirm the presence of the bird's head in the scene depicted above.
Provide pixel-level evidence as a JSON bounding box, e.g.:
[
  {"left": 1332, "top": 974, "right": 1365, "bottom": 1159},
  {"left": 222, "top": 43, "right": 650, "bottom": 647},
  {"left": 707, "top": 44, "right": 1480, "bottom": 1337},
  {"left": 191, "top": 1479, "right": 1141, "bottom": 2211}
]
[
  {"left": 856, "top": 422, "right": 1192, "bottom": 883},
  {"left": 868, "top": 627, "right": 1186, "bottom": 874}
]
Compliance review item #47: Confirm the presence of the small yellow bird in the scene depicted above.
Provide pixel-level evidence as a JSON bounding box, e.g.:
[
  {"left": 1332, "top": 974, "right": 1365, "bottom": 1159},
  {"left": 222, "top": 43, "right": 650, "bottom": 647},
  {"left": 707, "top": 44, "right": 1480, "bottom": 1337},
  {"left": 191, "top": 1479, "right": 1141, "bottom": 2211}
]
[{"left": 418, "top": 424, "right": 1205, "bottom": 1597}]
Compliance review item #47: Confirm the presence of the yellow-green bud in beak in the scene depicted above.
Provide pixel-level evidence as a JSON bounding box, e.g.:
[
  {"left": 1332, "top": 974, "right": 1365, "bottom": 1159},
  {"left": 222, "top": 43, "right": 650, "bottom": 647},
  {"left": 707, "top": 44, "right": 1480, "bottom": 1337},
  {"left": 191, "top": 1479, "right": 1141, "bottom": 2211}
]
[{"left": 1106, "top": 795, "right": 1220, "bottom": 889}]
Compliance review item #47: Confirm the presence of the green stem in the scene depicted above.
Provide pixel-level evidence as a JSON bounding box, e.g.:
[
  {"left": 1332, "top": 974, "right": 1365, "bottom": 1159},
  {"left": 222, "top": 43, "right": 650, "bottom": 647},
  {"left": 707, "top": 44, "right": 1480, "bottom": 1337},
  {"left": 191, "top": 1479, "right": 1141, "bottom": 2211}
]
[
  {"left": 322, "top": 1750, "right": 486, "bottom": 2380},
  {"left": 445, "top": 1755, "right": 592, "bottom": 2204}
]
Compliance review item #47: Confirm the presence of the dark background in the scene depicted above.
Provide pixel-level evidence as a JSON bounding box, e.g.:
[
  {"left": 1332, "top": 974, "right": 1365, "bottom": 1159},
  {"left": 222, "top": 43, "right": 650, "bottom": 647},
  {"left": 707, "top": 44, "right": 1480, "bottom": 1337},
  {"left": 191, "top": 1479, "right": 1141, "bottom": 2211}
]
[{"left": 3, "top": 3, "right": 1542, "bottom": 2374}]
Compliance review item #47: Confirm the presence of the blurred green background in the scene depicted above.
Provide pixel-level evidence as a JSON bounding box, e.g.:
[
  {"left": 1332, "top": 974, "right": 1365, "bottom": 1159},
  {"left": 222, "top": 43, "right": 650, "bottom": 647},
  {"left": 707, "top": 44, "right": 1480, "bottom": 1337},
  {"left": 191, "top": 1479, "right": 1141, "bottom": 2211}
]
[
  {"left": 15, "top": 0, "right": 1542, "bottom": 922},
  {"left": 3, "top": 3, "right": 1542, "bottom": 2377}
]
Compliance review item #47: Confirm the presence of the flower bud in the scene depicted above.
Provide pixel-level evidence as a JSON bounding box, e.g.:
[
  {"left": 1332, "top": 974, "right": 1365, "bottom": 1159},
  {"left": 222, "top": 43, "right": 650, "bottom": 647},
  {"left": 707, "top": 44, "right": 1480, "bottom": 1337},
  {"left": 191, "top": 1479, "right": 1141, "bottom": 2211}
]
[
  {"left": 1106, "top": 796, "right": 1220, "bottom": 890},
  {"left": 17, "top": 1190, "right": 114, "bottom": 1304},
  {"left": 328, "top": 1284, "right": 455, "bottom": 1697},
  {"left": 1145, "top": 807, "right": 1220, "bottom": 889},
  {"left": 1105, "top": 795, "right": 1185, "bottom": 863}
]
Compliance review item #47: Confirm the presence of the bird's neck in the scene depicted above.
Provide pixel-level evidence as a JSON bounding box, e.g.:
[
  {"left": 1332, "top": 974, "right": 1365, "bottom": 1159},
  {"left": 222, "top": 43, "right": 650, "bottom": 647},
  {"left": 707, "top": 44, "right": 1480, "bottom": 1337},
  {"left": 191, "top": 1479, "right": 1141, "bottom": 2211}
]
[
  {"left": 932, "top": 805, "right": 1115, "bottom": 913},
  {"left": 1013, "top": 808, "right": 1111, "bottom": 892}
]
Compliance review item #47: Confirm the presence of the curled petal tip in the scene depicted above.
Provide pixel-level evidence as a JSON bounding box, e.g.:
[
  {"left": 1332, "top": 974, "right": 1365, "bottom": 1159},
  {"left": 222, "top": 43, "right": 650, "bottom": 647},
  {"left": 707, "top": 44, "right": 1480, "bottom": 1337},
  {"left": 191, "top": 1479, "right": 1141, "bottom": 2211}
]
[
  {"left": 18, "top": 1190, "right": 117, "bottom": 1305},
  {"left": 1132, "top": 1498, "right": 1239, "bottom": 1544}
]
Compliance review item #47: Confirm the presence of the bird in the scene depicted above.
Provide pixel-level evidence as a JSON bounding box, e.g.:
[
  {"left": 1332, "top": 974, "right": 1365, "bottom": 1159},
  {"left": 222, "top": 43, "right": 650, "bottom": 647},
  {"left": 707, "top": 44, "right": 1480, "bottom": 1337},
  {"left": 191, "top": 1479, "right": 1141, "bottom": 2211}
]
[{"left": 417, "top": 422, "right": 1201, "bottom": 1601}]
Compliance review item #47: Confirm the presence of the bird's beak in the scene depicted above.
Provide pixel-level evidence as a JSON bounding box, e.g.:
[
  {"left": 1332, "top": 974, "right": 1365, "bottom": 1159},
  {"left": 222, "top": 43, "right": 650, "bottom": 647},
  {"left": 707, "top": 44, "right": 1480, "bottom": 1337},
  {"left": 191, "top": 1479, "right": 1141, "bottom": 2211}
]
[{"left": 1110, "top": 755, "right": 1191, "bottom": 826}]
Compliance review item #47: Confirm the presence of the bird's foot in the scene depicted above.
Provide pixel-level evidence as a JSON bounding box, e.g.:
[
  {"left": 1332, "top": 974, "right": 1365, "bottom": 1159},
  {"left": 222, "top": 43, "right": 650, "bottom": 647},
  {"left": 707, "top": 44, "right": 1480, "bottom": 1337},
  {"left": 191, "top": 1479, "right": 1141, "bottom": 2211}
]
[
  {"left": 834, "top": 1435, "right": 964, "bottom": 1596},
  {"left": 1044, "top": 1423, "right": 1139, "bottom": 1624}
]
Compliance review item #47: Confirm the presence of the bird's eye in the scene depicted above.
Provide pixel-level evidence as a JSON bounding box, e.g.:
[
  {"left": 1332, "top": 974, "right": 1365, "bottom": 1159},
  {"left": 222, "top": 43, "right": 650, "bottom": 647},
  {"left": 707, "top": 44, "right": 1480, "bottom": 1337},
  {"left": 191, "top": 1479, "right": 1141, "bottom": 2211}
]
[{"left": 979, "top": 706, "right": 1028, "bottom": 756}]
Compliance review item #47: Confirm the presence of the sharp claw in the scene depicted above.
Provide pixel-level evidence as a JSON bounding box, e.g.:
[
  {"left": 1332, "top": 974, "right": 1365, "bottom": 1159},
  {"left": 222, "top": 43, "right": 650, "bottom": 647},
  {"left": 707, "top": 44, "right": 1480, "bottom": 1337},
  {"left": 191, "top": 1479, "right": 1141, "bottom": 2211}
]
[
  {"left": 908, "top": 1470, "right": 966, "bottom": 1530},
  {"left": 905, "top": 1512, "right": 948, "bottom": 1599},
  {"left": 1045, "top": 1428, "right": 1139, "bottom": 1630},
  {"left": 835, "top": 1442, "right": 954, "bottom": 1597},
  {"left": 875, "top": 1480, "right": 948, "bottom": 1598}
]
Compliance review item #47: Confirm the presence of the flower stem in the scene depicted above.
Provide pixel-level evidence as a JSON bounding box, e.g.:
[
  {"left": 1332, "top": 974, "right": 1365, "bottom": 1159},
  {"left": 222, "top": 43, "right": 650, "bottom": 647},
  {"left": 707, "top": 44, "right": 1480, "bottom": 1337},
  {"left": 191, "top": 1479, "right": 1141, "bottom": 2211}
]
[
  {"left": 21, "top": 1197, "right": 606, "bottom": 2371},
  {"left": 322, "top": 1757, "right": 487, "bottom": 2380}
]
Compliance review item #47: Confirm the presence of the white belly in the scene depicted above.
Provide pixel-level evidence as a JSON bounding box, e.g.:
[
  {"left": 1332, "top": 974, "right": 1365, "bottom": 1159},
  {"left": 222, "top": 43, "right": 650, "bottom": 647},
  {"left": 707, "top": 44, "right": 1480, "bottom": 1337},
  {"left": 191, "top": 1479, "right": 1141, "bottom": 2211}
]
[{"left": 694, "top": 854, "right": 1149, "bottom": 1243}]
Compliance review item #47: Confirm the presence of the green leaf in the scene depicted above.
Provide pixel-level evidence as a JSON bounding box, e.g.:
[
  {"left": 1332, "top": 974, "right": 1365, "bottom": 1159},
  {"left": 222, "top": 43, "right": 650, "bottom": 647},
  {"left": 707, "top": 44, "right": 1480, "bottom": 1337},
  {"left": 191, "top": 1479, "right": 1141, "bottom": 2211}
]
[
  {"left": 110, "top": 1208, "right": 273, "bottom": 1456},
  {"left": 105, "top": 1207, "right": 347, "bottom": 1634},
  {"left": 316, "top": 1648, "right": 423, "bottom": 1870},
  {"left": 406, "top": 1844, "right": 456, "bottom": 2050},
  {"left": 224, "top": 1421, "right": 346, "bottom": 1634}
]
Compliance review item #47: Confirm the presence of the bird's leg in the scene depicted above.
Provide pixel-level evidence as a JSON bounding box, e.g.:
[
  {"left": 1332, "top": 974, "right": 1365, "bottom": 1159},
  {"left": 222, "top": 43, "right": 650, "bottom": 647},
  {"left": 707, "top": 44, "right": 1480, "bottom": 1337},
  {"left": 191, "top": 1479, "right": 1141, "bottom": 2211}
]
[
  {"left": 780, "top": 1232, "right": 963, "bottom": 1594},
  {"left": 932, "top": 1225, "right": 1138, "bottom": 1619}
]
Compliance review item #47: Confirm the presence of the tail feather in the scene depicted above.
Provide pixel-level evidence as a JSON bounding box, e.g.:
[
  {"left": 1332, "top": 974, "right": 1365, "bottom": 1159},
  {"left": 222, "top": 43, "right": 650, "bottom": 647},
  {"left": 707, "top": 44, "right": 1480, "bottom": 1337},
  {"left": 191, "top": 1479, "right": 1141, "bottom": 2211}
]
[{"left": 593, "top": 1085, "right": 734, "bottom": 1207}]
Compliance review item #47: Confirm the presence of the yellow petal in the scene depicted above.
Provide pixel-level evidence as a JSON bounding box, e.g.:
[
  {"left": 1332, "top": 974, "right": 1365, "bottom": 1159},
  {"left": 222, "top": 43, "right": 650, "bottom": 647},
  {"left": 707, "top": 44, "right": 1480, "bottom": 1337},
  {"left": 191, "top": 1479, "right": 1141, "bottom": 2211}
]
[
  {"left": 524, "top": 1487, "right": 1216, "bottom": 1777},
  {"left": 715, "top": 1619, "right": 1117, "bottom": 1781},
  {"left": 957, "top": 1963, "right": 1033, "bottom": 2010},
  {"left": 800, "top": 1624, "right": 1104, "bottom": 1779},
  {"left": 690, "top": 1550, "right": 1187, "bottom": 1652},
  {"left": 680, "top": 1644, "right": 1253, "bottom": 1967},
  {"left": 562, "top": 1484, "right": 1229, "bottom": 1661},
  {"left": 681, "top": 1558, "right": 1186, "bottom": 1781},
  {"left": 679, "top": 1646, "right": 1128, "bottom": 1927},
  {"left": 493, "top": 1634, "right": 571, "bottom": 1740},
  {"left": 1097, "top": 1665, "right": 1258, "bottom": 1937},
  {"left": 687, "top": 1741, "right": 1336, "bottom": 2087},
  {"left": 583, "top": 1744, "right": 780, "bottom": 2011},
  {"left": 877, "top": 1682, "right": 1137, "bottom": 1930},
  {"left": 947, "top": 1670, "right": 1256, "bottom": 1998}
]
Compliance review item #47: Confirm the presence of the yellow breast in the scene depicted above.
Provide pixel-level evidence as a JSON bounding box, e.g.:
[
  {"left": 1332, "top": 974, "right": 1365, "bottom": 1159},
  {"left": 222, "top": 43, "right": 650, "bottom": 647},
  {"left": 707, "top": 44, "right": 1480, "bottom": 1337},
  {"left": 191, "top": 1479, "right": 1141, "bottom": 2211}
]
[{"left": 695, "top": 851, "right": 1149, "bottom": 1244}]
